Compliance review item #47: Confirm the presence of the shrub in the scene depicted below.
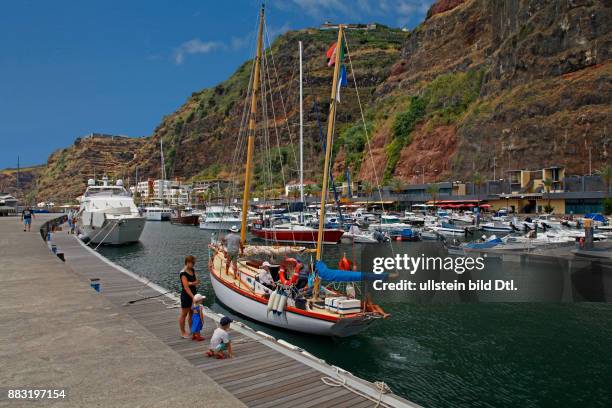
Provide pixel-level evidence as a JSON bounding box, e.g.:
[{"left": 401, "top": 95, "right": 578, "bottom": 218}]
[{"left": 383, "top": 96, "right": 426, "bottom": 181}]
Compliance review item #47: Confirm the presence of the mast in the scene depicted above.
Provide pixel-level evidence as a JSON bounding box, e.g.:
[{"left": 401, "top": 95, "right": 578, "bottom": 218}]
[
  {"left": 316, "top": 25, "right": 343, "bottom": 260},
  {"left": 299, "top": 41, "right": 304, "bottom": 203},
  {"left": 159, "top": 137, "right": 165, "bottom": 201},
  {"left": 240, "top": 4, "right": 265, "bottom": 244},
  {"left": 16, "top": 156, "right": 20, "bottom": 192}
]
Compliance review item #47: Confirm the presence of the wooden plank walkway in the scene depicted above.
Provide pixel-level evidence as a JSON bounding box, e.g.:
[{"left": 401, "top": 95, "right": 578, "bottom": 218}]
[{"left": 51, "top": 227, "right": 420, "bottom": 408}]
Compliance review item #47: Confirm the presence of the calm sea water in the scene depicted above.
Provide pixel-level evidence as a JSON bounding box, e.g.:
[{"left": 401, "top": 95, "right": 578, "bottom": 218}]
[{"left": 99, "top": 222, "right": 612, "bottom": 408}]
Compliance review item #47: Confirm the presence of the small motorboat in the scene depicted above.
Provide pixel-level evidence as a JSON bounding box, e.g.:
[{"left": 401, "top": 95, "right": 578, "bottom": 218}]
[{"left": 341, "top": 225, "right": 389, "bottom": 244}]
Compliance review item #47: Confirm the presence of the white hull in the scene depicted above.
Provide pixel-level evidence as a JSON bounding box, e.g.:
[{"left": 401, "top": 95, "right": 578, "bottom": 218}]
[
  {"left": 199, "top": 220, "right": 242, "bottom": 230},
  {"left": 145, "top": 212, "right": 171, "bottom": 221},
  {"left": 81, "top": 217, "right": 145, "bottom": 245},
  {"left": 367, "top": 223, "right": 411, "bottom": 232},
  {"left": 431, "top": 227, "right": 467, "bottom": 236},
  {"left": 341, "top": 233, "right": 379, "bottom": 243},
  {"left": 210, "top": 273, "right": 375, "bottom": 337}
]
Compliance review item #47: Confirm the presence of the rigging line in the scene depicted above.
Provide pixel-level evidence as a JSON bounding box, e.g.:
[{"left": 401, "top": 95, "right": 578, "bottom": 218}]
[
  {"left": 262, "top": 41, "right": 300, "bottom": 246},
  {"left": 262, "top": 35, "right": 289, "bottom": 193},
  {"left": 263, "top": 22, "right": 300, "bottom": 174},
  {"left": 229, "top": 33, "right": 257, "bottom": 203},
  {"left": 259, "top": 52, "right": 273, "bottom": 203},
  {"left": 226, "top": 12, "right": 259, "bottom": 211},
  {"left": 343, "top": 31, "right": 395, "bottom": 257}
]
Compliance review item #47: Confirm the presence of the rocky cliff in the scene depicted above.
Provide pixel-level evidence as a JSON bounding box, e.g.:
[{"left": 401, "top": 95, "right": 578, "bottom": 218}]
[
  {"left": 0, "top": 166, "right": 43, "bottom": 202},
  {"left": 34, "top": 135, "right": 146, "bottom": 201},
  {"left": 358, "top": 0, "right": 611, "bottom": 183}
]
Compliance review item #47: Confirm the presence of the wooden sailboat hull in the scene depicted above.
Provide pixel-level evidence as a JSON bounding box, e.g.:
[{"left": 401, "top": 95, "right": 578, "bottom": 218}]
[
  {"left": 208, "top": 251, "right": 378, "bottom": 337},
  {"left": 170, "top": 215, "right": 199, "bottom": 226}
]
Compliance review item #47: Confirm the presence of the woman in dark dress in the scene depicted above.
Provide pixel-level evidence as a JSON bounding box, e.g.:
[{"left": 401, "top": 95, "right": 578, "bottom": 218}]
[{"left": 178, "top": 255, "right": 199, "bottom": 338}]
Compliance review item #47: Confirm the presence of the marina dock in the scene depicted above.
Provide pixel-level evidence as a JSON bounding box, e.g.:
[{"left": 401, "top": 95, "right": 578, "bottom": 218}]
[
  {"left": 0, "top": 214, "right": 243, "bottom": 407},
  {"left": 2, "top": 214, "right": 419, "bottom": 407}
]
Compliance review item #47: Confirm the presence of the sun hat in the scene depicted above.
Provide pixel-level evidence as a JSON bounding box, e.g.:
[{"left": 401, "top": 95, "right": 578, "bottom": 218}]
[
  {"left": 230, "top": 225, "right": 239, "bottom": 232},
  {"left": 220, "top": 316, "right": 233, "bottom": 326},
  {"left": 193, "top": 293, "right": 205, "bottom": 303}
]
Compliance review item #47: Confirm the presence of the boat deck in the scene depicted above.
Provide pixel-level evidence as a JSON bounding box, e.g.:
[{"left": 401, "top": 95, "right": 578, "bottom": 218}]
[
  {"left": 211, "top": 249, "right": 346, "bottom": 319},
  {"left": 51, "top": 224, "right": 419, "bottom": 407}
]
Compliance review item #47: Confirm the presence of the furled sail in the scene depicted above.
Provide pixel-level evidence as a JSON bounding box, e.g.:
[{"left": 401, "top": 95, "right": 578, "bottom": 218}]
[{"left": 243, "top": 245, "right": 306, "bottom": 257}]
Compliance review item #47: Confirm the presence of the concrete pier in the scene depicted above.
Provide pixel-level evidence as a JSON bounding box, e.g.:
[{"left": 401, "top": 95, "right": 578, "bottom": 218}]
[
  {"left": 0, "top": 215, "right": 244, "bottom": 407},
  {"left": 1, "top": 215, "right": 419, "bottom": 407}
]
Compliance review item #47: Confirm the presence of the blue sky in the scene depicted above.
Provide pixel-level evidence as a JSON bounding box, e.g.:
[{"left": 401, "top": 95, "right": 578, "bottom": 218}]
[{"left": 0, "top": 0, "right": 434, "bottom": 169}]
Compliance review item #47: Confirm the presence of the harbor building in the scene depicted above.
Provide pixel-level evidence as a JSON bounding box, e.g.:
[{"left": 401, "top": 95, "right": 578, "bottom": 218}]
[{"left": 342, "top": 166, "right": 609, "bottom": 215}]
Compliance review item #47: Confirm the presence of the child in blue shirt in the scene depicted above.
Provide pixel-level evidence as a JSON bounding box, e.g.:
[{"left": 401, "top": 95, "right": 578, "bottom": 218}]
[{"left": 191, "top": 294, "right": 205, "bottom": 341}]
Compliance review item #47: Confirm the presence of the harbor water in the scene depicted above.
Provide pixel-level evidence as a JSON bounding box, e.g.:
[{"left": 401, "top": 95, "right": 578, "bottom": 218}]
[{"left": 99, "top": 222, "right": 612, "bottom": 408}]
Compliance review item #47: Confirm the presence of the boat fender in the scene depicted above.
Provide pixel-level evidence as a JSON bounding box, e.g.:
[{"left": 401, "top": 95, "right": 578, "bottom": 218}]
[
  {"left": 270, "top": 288, "right": 282, "bottom": 313},
  {"left": 267, "top": 288, "right": 278, "bottom": 313},
  {"left": 338, "top": 256, "right": 351, "bottom": 271},
  {"left": 275, "top": 290, "right": 288, "bottom": 314}
]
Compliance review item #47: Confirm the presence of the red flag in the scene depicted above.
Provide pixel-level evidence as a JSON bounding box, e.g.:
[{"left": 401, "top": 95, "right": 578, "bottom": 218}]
[{"left": 326, "top": 43, "right": 337, "bottom": 66}]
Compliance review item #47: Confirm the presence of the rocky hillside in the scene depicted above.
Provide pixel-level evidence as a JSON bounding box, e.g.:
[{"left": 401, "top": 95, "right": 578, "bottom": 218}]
[
  {"left": 34, "top": 135, "right": 146, "bottom": 201},
  {"left": 0, "top": 165, "right": 44, "bottom": 202},
  {"left": 357, "top": 0, "right": 611, "bottom": 183},
  {"left": 126, "top": 26, "right": 408, "bottom": 192}
]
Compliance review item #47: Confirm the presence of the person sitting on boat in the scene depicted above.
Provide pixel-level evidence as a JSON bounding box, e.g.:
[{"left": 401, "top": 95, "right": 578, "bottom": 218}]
[
  {"left": 206, "top": 316, "right": 233, "bottom": 359},
  {"left": 222, "top": 226, "right": 243, "bottom": 279},
  {"left": 258, "top": 261, "right": 276, "bottom": 289},
  {"left": 295, "top": 259, "right": 310, "bottom": 291},
  {"left": 191, "top": 294, "right": 206, "bottom": 342}
]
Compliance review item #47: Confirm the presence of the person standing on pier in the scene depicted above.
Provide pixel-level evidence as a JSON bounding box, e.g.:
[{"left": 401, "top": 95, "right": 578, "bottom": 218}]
[
  {"left": 178, "top": 255, "right": 199, "bottom": 339},
  {"left": 21, "top": 206, "right": 34, "bottom": 232}
]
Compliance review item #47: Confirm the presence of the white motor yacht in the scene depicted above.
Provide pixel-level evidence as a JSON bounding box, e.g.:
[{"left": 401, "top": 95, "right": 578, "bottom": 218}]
[
  {"left": 199, "top": 205, "right": 241, "bottom": 230},
  {"left": 142, "top": 204, "right": 172, "bottom": 221},
  {"left": 77, "top": 177, "right": 145, "bottom": 245}
]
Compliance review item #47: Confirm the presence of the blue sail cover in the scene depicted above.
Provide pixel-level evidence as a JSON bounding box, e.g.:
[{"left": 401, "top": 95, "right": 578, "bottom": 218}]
[
  {"left": 584, "top": 213, "right": 606, "bottom": 223},
  {"left": 315, "top": 261, "right": 388, "bottom": 282}
]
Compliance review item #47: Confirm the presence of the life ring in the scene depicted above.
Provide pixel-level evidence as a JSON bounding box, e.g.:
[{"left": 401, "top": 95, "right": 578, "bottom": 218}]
[{"left": 279, "top": 258, "right": 301, "bottom": 285}]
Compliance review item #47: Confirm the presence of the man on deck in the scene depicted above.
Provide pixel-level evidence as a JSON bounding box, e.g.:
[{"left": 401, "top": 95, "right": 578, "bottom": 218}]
[{"left": 222, "top": 226, "right": 243, "bottom": 279}]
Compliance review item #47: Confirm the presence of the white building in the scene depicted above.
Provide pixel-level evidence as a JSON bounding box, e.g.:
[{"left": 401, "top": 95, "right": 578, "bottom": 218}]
[{"left": 131, "top": 179, "right": 192, "bottom": 205}]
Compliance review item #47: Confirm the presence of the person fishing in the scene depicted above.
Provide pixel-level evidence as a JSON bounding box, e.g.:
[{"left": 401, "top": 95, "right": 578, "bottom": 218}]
[
  {"left": 178, "top": 255, "right": 199, "bottom": 339},
  {"left": 222, "top": 226, "right": 242, "bottom": 279}
]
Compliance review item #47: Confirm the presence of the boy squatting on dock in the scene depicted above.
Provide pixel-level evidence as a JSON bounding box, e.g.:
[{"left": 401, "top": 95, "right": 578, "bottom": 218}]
[{"left": 207, "top": 316, "right": 234, "bottom": 359}]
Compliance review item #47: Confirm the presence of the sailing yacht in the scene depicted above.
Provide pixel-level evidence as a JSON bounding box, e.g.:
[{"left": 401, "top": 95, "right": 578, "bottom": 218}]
[
  {"left": 77, "top": 177, "right": 145, "bottom": 245},
  {"left": 207, "top": 9, "right": 386, "bottom": 336}
]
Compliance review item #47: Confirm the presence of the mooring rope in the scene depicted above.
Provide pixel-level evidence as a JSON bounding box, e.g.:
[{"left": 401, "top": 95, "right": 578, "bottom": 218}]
[
  {"left": 93, "top": 220, "right": 120, "bottom": 251},
  {"left": 320, "top": 366, "right": 392, "bottom": 407}
]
